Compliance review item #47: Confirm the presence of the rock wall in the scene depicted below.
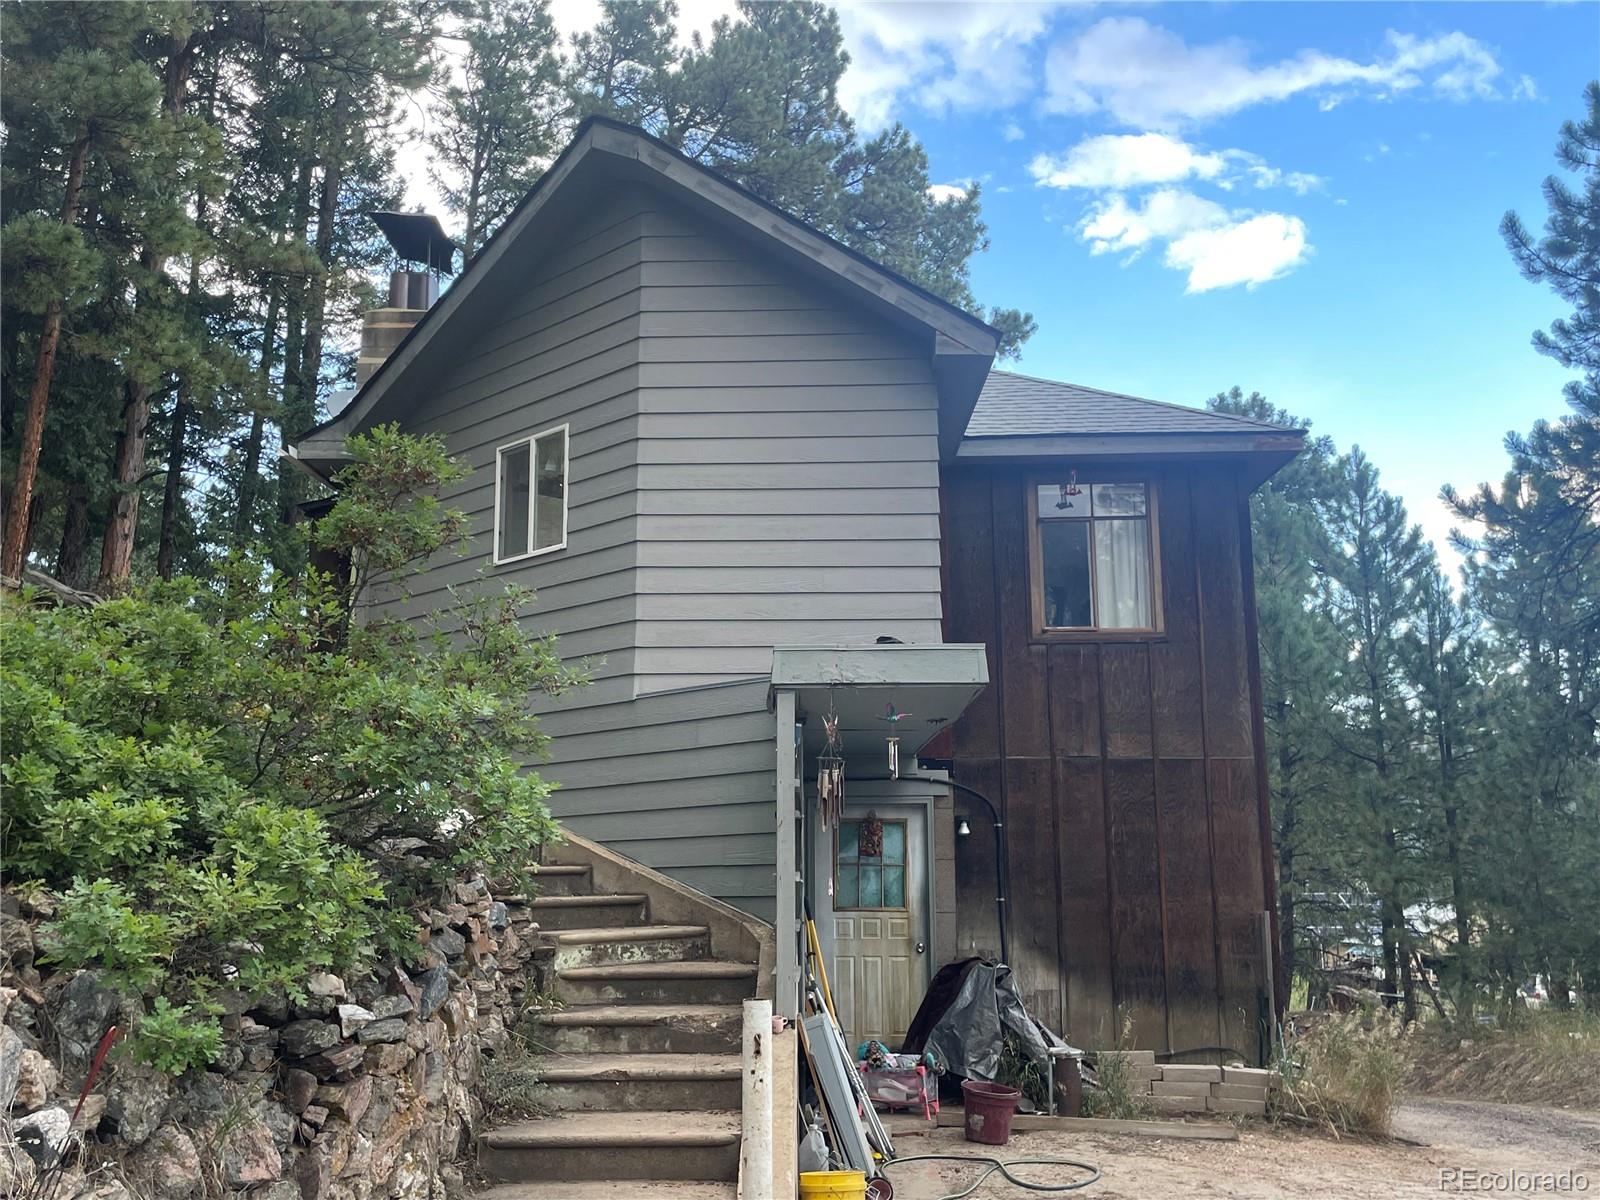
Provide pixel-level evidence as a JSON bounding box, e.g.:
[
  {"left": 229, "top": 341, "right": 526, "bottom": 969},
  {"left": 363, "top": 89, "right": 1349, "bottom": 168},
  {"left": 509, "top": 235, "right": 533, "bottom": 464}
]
[{"left": 1, "top": 876, "right": 544, "bottom": 1200}]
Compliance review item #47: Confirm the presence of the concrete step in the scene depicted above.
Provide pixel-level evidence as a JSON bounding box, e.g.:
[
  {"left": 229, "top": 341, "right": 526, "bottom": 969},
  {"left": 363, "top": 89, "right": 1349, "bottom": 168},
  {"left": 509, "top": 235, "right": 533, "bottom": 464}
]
[
  {"left": 528, "top": 863, "right": 592, "bottom": 897},
  {"left": 474, "top": 1183, "right": 736, "bottom": 1200},
  {"left": 531, "top": 1004, "right": 742, "bottom": 1055},
  {"left": 555, "top": 960, "right": 759, "bottom": 1006},
  {"left": 547, "top": 925, "right": 710, "bottom": 971},
  {"left": 478, "top": 1110, "right": 740, "bottom": 1183},
  {"left": 537, "top": 1053, "right": 742, "bottom": 1112},
  {"left": 528, "top": 893, "right": 649, "bottom": 930}
]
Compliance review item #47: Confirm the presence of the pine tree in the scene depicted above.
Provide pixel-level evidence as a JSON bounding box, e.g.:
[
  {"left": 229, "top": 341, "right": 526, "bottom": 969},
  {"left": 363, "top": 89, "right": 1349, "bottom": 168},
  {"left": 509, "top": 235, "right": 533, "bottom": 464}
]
[
  {"left": 566, "top": 0, "right": 1035, "bottom": 356},
  {"left": 1212, "top": 389, "right": 1345, "bottom": 1006},
  {"left": 0, "top": 2, "right": 171, "bottom": 578},
  {"left": 1320, "top": 449, "right": 1431, "bottom": 1019},
  {"left": 429, "top": 0, "right": 563, "bottom": 258}
]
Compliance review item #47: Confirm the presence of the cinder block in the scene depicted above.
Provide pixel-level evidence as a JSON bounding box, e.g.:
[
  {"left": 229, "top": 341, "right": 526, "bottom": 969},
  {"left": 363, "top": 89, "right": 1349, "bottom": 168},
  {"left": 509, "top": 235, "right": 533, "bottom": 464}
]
[
  {"left": 1130, "top": 1066, "right": 1162, "bottom": 1083},
  {"left": 1211, "top": 1083, "right": 1270, "bottom": 1102},
  {"left": 1151, "top": 1093, "right": 1207, "bottom": 1113},
  {"left": 1098, "top": 1049, "right": 1156, "bottom": 1066},
  {"left": 1160, "top": 1064, "right": 1222, "bottom": 1084},
  {"left": 1222, "top": 1066, "right": 1277, "bottom": 1088},
  {"left": 1208, "top": 1095, "right": 1267, "bottom": 1116},
  {"left": 1151, "top": 1081, "right": 1211, "bottom": 1098}
]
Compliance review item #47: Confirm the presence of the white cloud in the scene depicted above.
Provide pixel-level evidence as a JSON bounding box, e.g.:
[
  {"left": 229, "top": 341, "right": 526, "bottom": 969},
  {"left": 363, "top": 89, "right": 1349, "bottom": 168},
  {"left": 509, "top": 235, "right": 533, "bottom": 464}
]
[
  {"left": 1002, "top": 121, "right": 1025, "bottom": 143},
  {"left": 1075, "top": 189, "right": 1309, "bottom": 291},
  {"left": 1511, "top": 74, "right": 1540, "bottom": 102},
  {"left": 1029, "top": 132, "right": 1322, "bottom": 195},
  {"left": 1079, "top": 188, "right": 1231, "bottom": 256},
  {"left": 1030, "top": 133, "right": 1230, "bottom": 190},
  {"left": 1043, "top": 17, "right": 1504, "bottom": 127},
  {"left": 928, "top": 181, "right": 972, "bottom": 203},
  {"left": 1165, "top": 212, "right": 1309, "bottom": 292},
  {"left": 834, "top": 1, "right": 1062, "bottom": 129}
]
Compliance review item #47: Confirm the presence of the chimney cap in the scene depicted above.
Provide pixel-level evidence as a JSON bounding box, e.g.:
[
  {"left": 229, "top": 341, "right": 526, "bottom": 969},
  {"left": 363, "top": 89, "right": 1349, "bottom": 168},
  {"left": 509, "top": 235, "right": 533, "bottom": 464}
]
[{"left": 371, "top": 211, "right": 458, "bottom": 274}]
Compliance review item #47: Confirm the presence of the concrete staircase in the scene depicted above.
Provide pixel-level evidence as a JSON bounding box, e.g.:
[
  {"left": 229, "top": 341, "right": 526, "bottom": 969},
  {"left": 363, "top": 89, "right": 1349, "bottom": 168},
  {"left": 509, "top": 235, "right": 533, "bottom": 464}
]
[{"left": 474, "top": 844, "right": 768, "bottom": 1200}]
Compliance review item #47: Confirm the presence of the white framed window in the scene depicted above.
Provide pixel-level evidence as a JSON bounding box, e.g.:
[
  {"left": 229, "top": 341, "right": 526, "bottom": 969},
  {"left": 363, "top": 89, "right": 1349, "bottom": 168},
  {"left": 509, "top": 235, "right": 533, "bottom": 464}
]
[{"left": 493, "top": 423, "right": 568, "bottom": 564}]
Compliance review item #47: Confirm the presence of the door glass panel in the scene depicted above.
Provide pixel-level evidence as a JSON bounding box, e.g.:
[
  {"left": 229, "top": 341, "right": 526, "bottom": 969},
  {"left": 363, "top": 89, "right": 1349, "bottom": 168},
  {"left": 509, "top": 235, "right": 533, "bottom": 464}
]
[
  {"left": 836, "top": 819, "right": 909, "bottom": 910},
  {"left": 882, "top": 822, "right": 905, "bottom": 864},
  {"left": 836, "top": 864, "right": 858, "bottom": 908},
  {"left": 859, "top": 864, "right": 882, "bottom": 908},
  {"left": 883, "top": 866, "right": 906, "bottom": 907}
]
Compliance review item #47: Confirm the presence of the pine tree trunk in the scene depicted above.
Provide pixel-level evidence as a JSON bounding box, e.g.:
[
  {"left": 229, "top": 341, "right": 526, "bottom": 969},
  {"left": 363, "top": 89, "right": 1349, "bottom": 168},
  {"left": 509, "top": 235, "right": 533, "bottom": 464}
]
[
  {"left": 55, "top": 484, "right": 89, "bottom": 587},
  {"left": 156, "top": 392, "right": 190, "bottom": 578},
  {"left": 276, "top": 162, "right": 314, "bottom": 528},
  {"left": 1, "top": 125, "right": 90, "bottom": 579},
  {"left": 235, "top": 286, "right": 281, "bottom": 546},
  {"left": 97, "top": 33, "right": 199, "bottom": 590}
]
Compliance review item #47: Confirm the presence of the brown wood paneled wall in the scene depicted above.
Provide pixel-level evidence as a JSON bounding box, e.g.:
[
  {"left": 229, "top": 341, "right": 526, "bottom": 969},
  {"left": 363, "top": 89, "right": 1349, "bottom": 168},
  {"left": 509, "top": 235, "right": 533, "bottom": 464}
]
[{"left": 941, "top": 461, "right": 1274, "bottom": 1062}]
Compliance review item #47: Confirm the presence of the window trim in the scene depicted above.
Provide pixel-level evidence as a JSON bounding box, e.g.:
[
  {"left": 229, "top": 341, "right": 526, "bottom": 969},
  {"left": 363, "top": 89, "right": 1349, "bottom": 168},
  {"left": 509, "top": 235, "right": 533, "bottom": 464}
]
[
  {"left": 1026, "top": 473, "right": 1164, "bottom": 639},
  {"left": 492, "top": 422, "right": 570, "bottom": 565}
]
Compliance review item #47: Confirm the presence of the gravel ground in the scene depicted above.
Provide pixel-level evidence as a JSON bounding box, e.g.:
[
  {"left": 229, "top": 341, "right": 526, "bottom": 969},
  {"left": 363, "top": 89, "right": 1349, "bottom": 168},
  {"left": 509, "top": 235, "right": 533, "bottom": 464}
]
[{"left": 879, "top": 1098, "right": 1600, "bottom": 1198}]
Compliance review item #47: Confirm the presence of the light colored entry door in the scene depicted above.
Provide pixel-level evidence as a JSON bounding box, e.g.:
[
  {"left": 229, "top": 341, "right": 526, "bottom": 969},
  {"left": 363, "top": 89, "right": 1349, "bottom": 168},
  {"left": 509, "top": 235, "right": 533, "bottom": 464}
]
[{"left": 830, "top": 809, "right": 928, "bottom": 1048}]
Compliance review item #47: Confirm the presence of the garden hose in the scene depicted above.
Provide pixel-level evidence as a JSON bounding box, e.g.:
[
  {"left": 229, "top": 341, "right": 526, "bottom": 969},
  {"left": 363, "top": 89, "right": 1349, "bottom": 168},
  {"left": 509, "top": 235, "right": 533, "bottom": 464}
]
[{"left": 878, "top": 1152, "right": 1101, "bottom": 1199}]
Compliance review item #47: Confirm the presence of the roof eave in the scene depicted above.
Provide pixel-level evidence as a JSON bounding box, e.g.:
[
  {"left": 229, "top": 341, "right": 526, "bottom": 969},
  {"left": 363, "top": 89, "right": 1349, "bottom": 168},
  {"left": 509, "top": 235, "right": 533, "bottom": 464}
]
[
  {"left": 956, "top": 430, "right": 1306, "bottom": 491},
  {"left": 291, "top": 118, "right": 998, "bottom": 456}
]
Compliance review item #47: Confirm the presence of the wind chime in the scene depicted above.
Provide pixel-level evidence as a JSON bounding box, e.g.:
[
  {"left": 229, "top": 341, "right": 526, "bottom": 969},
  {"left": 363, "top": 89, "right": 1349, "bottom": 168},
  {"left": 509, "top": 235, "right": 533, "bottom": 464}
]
[
  {"left": 816, "top": 696, "right": 845, "bottom": 831},
  {"left": 878, "top": 702, "right": 913, "bottom": 779}
]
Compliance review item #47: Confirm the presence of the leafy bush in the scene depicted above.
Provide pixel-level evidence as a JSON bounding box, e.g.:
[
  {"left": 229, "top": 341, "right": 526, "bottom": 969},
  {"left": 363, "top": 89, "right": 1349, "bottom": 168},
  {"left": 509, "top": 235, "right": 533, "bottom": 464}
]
[
  {"left": 1272, "top": 1011, "right": 1407, "bottom": 1136},
  {"left": 0, "top": 427, "right": 580, "bottom": 1068}
]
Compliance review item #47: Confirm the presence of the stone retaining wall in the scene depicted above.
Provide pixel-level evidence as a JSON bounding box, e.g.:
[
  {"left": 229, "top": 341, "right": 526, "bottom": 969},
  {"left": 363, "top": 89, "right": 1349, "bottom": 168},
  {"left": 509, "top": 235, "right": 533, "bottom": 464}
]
[{"left": 1, "top": 875, "right": 545, "bottom": 1200}]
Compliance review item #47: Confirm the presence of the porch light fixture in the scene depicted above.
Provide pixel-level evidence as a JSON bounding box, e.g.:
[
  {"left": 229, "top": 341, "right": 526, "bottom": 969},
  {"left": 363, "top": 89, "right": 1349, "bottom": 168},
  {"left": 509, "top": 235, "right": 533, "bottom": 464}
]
[{"left": 956, "top": 819, "right": 971, "bottom": 837}]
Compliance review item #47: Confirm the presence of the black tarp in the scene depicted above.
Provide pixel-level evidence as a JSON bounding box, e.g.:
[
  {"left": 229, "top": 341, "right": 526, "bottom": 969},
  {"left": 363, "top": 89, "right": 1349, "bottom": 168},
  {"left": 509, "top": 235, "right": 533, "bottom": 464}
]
[{"left": 901, "top": 958, "right": 1074, "bottom": 1105}]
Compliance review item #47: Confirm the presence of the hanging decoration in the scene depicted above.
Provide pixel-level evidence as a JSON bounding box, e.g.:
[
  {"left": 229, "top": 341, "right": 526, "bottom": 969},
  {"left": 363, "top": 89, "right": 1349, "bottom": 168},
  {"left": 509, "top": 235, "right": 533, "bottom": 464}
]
[
  {"left": 1055, "top": 470, "right": 1082, "bottom": 512},
  {"left": 877, "top": 702, "right": 912, "bottom": 781},
  {"left": 817, "top": 696, "right": 845, "bottom": 831},
  {"left": 859, "top": 811, "right": 884, "bottom": 859}
]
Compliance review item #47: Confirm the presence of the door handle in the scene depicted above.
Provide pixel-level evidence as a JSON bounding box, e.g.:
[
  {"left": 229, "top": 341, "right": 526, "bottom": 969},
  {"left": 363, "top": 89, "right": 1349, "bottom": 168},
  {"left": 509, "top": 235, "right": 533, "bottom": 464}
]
[{"left": 915, "top": 941, "right": 926, "bottom": 955}]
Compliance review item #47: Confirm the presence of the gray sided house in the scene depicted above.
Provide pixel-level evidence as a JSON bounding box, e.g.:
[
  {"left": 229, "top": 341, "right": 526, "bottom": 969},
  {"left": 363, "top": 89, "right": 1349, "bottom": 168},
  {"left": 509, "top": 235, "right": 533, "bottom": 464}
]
[{"left": 290, "top": 118, "right": 1303, "bottom": 1063}]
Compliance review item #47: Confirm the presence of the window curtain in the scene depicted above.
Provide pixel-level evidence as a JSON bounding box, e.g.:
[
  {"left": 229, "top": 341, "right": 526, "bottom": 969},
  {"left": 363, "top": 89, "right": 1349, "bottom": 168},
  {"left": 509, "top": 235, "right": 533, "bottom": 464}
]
[{"left": 1094, "top": 519, "right": 1152, "bottom": 627}]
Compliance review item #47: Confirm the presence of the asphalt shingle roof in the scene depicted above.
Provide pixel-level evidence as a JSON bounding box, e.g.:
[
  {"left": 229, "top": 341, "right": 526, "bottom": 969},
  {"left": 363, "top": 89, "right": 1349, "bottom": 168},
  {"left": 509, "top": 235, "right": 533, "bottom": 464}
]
[{"left": 966, "top": 371, "right": 1299, "bottom": 439}]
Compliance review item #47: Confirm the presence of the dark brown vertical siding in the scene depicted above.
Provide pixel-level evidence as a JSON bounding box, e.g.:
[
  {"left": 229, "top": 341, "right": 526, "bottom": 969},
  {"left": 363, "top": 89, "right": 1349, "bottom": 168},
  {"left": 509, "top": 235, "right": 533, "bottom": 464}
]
[{"left": 943, "top": 460, "right": 1274, "bottom": 1062}]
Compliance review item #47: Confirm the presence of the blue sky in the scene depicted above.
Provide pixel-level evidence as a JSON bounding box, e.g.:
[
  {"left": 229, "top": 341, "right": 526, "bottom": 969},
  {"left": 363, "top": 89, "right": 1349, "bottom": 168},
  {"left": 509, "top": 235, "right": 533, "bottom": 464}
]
[
  {"left": 824, "top": 1, "right": 1595, "bottom": 570},
  {"left": 405, "top": 1, "right": 1597, "bottom": 572}
]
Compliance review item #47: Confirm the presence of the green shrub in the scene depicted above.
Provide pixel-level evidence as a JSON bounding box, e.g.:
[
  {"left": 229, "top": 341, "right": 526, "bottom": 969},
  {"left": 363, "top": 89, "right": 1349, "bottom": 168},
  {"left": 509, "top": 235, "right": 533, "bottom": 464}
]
[{"left": 1, "top": 427, "right": 580, "bottom": 1068}]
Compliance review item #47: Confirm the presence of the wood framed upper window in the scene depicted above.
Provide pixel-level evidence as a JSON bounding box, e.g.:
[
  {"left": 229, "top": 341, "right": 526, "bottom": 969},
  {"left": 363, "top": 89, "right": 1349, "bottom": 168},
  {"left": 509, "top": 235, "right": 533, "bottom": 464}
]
[
  {"left": 834, "top": 817, "right": 909, "bottom": 910},
  {"left": 493, "top": 424, "right": 568, "bottom": 564},
  {"left": 1028, "top": 477, "right": 1161, "bottom": 636}
]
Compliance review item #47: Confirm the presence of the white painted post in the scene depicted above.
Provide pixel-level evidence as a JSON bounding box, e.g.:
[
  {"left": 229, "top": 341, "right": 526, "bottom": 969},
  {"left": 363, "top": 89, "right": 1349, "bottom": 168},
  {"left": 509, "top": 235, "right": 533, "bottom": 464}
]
[
  {"left": 741, "top": 998, "right": 775, "bottom": 1200},
  {"left": 774, "top": 688, "right": 799, "bottom": 1019}
]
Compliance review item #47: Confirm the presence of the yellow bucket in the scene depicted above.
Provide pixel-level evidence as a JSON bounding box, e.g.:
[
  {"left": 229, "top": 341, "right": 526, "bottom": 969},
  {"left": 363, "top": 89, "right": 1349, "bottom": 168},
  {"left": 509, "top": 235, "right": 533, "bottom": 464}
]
[{"left": 798, "top": 1170, "right": 867, "bottom": 1200}]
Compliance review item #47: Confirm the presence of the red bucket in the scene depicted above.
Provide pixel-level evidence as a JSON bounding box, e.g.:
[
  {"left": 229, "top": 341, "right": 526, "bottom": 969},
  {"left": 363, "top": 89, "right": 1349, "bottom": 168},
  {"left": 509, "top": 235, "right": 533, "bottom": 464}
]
[{"left": 961, "top": 1079, "right": 1022, "bottom": 1146}]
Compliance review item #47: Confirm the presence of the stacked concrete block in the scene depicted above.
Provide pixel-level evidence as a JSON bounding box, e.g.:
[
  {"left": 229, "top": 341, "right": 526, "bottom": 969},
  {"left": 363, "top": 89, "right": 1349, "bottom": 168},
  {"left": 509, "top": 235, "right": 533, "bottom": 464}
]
[{"left": 1096, "top": 1053, "right": 1280, "bottom": 1117}]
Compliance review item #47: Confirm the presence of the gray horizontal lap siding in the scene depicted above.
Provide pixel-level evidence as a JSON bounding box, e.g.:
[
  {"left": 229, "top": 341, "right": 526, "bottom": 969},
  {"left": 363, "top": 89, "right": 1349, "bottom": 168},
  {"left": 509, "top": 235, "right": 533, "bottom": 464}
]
[
  {"left": 371, "top": 186, "right": 946, "bottom": 920},
  {"left": 631, "top": 199, "right": 945, "bottom": 693}
]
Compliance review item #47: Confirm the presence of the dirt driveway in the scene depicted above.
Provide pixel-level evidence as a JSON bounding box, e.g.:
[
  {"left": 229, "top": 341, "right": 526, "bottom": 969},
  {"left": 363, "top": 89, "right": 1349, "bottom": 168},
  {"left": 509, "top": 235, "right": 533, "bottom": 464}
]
[{"left": 881, "top": 1098, "right": 1600, "bottom": 1198}]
